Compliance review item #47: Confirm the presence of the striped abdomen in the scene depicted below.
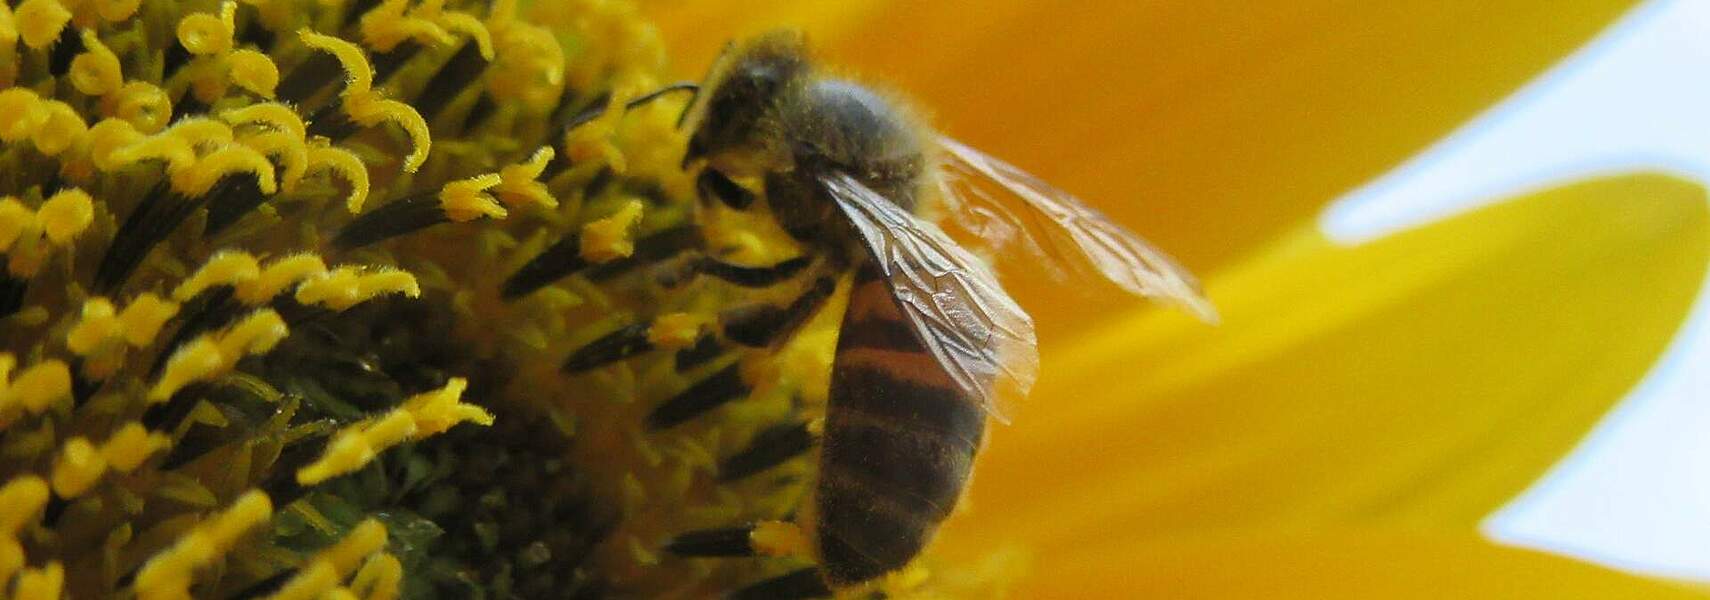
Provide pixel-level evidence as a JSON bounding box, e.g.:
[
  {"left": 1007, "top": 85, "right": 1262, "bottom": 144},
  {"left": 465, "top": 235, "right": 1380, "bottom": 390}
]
[{"left": 815, "top": 262, "right": 986, "bottom": 585}]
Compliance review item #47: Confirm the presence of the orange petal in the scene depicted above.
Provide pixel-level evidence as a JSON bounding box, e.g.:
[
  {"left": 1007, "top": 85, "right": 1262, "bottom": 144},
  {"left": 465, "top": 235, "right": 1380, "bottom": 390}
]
[
  {"left": 648, "top": 1, "right": 1641, "bottom": 333},
  {"left": 1010, "top": 530, "right": 1708, "bottom": 597},
  {"left": 935, "top": 173, "right": 1708, "bottom": 562}
]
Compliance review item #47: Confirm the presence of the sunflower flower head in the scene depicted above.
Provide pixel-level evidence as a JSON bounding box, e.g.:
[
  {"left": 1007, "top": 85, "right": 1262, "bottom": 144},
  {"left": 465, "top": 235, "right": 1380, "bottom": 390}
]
[{"left": 0, "top": 0, "right": 1014, "bottom": 597}]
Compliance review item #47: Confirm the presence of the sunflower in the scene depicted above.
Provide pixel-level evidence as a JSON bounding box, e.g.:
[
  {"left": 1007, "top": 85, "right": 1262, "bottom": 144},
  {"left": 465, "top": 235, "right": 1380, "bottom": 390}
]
[
  {"left": 647, "top": 0, "right": 1710, "bottom": 596},
  {"left": 0, "top": 0, "right": 1703, "bottom": 598}
]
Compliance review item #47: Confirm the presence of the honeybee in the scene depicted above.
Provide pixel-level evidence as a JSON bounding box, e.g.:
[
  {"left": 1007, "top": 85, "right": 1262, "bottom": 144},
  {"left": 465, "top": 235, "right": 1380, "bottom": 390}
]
[{"left": 517, "top": 30, "right": 1212, "bottom": 596}]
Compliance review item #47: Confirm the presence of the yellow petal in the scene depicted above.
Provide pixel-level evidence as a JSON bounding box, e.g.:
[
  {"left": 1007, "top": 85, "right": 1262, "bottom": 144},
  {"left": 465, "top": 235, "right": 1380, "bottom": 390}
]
[
  {"left": 650, "top": 1, "right": 1640, "bottom": 332},
  {"left": 938, "top": 173, "right": 1708, "bottom": 560},
  {"left": 1009, "top": 530, "right": 1708, "bottom": 598}
]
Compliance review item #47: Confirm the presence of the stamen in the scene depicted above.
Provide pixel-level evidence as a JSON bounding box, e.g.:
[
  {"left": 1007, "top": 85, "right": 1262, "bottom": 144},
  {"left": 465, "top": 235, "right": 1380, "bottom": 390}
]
[
  {"left": 0, "top": 88, "right": 46, "bottom": 143},
  {"left": 295, "top": 378, "right": 491, "bottom": 485},
  {"left": 228, "top": 49, "right": 282, "bottom": 98},
  {"left": 646, "top": 363, "right": 749, "bottom": 430},
  {"left": 647, "top": 312, "right": 706, "bottom": 349},
  {"left": 1, "top": 359, "right": 72, "bottom": 417},
  {"left": 14, "top": 0, "right": 70, "bottom": 51},
  {"left": 493, "top": 145, "right": 557, "bottom": 209},
  {"left": 294, "top": 265, "right": 420, "bottom": 311},
  {"left": 32, "top": 99, "right": 86, "bottom": 157},
  {"left": 13, "top": 562, "right": 64, "bottom": 600},
  {"left": 133, "top": 490, "right": 272, "bottom": 600},
  {"left": 70, "top": 29, "right": 123, "bottom": 96},
  {"left": 237, "top": 254, "right": 329, "bottom": 305},
  {"left": 148, "top": 309, "right": 288, "bottom": 402},
  {"left": 176, "top": 1, "right": 236, "bottom": 56},
  {"left": 718, "top": 420, "right": 815, "bottom": 482},
  {"left": 102, "top": 81, "right": 173, "bottom": 133},
  {"left": 297, "top": 29, "right": 432, "bottom": 172},
  {"left": 347, "top": 553, "right": 402, "bottom": 600},
  {"left": 263, "top": 519, "right": 387, "bottom": 600},
  {"left": 438, "top": 173, "right": 504, "bottom": 221},
  {"left": 305, "top": 143, "right": 370, "bottom": 212},
  {"left": 579, "top": 199, "right": 644, "bottom": 263},
  {"left": 173, "top": 250, "right": 262, "bottom": 302}
]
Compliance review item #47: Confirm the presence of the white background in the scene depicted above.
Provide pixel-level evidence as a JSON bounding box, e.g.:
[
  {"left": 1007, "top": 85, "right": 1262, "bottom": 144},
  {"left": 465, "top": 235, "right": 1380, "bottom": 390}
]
[{"left": 1320, "top": 0, "right": 1710, "bottom": 579}]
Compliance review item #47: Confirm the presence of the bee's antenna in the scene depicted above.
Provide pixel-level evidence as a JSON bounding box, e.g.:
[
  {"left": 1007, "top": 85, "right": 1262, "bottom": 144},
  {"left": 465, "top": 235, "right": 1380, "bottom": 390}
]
[{"left": 563, "top": 82, "right": 700, "bottom": 131}]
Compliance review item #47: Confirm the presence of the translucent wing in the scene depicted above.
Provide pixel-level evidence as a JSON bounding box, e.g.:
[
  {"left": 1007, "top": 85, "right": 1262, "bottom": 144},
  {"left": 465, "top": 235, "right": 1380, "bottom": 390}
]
[
  {"left": 823, "top": 172, "right": 1038, "bottom": 422},
  {"left": 935, "top": 136, "right": 1217, "bottom": 322}
]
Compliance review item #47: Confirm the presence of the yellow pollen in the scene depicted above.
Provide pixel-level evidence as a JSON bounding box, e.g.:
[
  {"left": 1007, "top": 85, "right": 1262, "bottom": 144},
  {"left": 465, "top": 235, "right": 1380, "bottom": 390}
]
[
  {"left": 94, "top": 0, "right": 140, "bottom": 21},
  {"left": 70, "top": 29, "right": 123, "bottom": 96},
  {"left": 0, "top": 4, "right": 15, "bottom": 46},
  {"left": 86, "top": 118, "right": 144, "bottom": 171},
  {"left": 119, "top": 293, "right": 180, "bottom": 347},
  {"left": 227, "top": 49, "right": 281, "bottom": 98},
  {"left": 344, "top": 96, "right": 431, "bottom": 172},
  {"left": 241, "top": 130, "right": 309, "bottom": 191},
  {"left": 0, "top": 476, "right": 49, "bottom": 534},
  {"left": 494, "top": 145, "right": 558, "bottom": 209},
  {"left": 14, "top": 0, "right": 69, "bottom": 50},
  {"left": 51, "top": 436, "right": 108, "bottom": 498},
  {"left": 297, "top": 30, "right": 374, "bottom": 97},
  {"left": 66, "top": 297, "right": 121, "bottom": 355},
  {"left": 148, "top": 309, "right": 287, "bottom": 402},
  {"left": 112, "top": 134, "right": 195, "bottom": 172},
  {"left": 222, "top": 103, "right": 307, "bottom": 142},
  {"left": 0, "top": 88, "right": 45, "bottom": 143},
  {"left": 133, "top": 490, "right": 272, "bottom": 600},
  {"left": 1, "top": 359, "right": 72, "bottom": 416},
  {"left": 297, "top": 29, "right": 431, "bottom": 172},
  {"left": 484, "top": 11, "right": 565, "bottom": 110},
  {"left": 349, "top": 553, "right": 402, "bottom": 600},
  {"left": 176, "top": 1, "right": 235, "bottom": 55},
  {"left": 32, "top": 100, "right": 87, "bottom": 157},
  {"left": 173, "top": 250, "right": 262, "bottom": 301},
  {"left": 305, "top": 143, "right": 370, "bottom": 212},
  {"left": 164, "top": 116, "right": 236, "bottom": 149},
  {"left": 647, "top": 312, "right": 706, "bottom": 349},
  {"left": 294, "top": 266, "right": 420, "bottom": 311},
  {"left": 0, "top": 197, "right": 31, "bottom": 249},
  {"left": 297, "top": 378, "right": 491, "bottom": 485},
  {"left": 104, "top": 81, "right": 172, "bottom": 133},
  {"left": 215, "top": 308, "right": 291, "bottom": 360},
  {"left": 13, "top": 561, "right": 64, "bottom": 600},
  {"left": 171, "top": 145, "right": 280, "bottom": 197},
  {"left": 263, "top": 519, "right": 387, "bottom": 600},
  {"left": 749, "top": 520, "right": 811, "bottom": 558},
  {"left": 0, "top": 540, "right": 20, "bottom": 593},
  {"left": 440, "top": 173, "right": 506, "bottom": 222},
  {"left": 237, "top": 254, "right": 329, "bottom": 305},
  {"left": 579, "top": 199, "right": 645, "bottom": 263},
  {"left": 37, "top": 187, "right": 92, "bottom": 244},
  {"left": 360, "top": 0, "right": 454, "bottom": 53},
  {"left": 563, "top": 88, "right": 633, "bottom": 174},
  {"left": 101, "top": 422, "right": 172, "bottom": 472}
]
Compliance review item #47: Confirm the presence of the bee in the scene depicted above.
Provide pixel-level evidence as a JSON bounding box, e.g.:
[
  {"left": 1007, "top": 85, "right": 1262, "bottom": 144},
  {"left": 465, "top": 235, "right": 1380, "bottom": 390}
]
[{"left": 517, "top": 29, "right": 1213, "bottom": 597}]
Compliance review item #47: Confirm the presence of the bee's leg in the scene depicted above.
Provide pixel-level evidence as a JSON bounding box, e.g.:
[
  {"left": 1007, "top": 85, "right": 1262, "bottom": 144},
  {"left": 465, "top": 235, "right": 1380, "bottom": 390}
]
[{"left": 697, "top": 168, "right": 756, "bottom": 210}]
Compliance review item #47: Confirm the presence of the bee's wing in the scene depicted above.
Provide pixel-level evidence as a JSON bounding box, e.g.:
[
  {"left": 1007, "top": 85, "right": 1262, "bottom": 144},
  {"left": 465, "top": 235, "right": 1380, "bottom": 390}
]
[
  {"left": 935, "top": 136, "right": 1217, "bottom": 322},
  {"left": 824, "top": 172, "right": 1038, "bottom": 423}
]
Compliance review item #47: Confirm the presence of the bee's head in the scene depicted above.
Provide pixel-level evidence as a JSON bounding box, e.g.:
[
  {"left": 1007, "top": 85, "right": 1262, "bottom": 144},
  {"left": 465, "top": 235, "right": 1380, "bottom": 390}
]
[{"left": 680, "top": 30, "right": 813, "bottom": 174}]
